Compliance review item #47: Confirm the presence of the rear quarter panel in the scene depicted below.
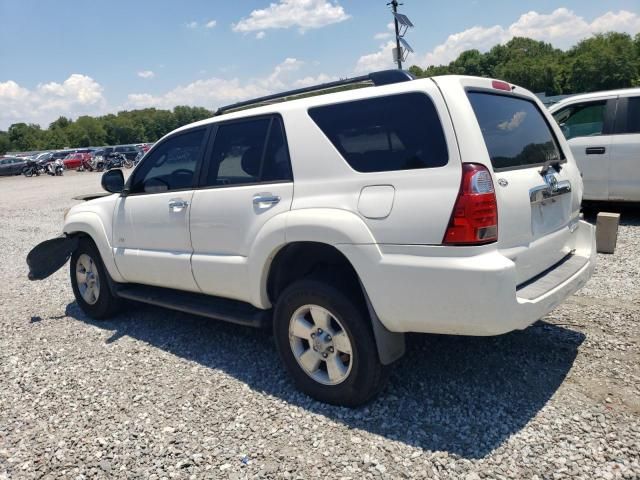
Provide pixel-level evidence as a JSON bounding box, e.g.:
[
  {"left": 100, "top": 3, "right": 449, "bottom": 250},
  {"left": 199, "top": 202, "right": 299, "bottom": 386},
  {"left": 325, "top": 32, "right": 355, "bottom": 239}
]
[{"left": 282, "top": 79, "right": 461, "bottom": 245}]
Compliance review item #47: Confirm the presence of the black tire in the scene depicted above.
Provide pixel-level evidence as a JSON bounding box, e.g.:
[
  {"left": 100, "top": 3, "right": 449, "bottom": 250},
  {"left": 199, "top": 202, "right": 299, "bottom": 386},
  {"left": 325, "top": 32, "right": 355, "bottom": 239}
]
[
  {"left": 273, "top": 278, "right": 388, "bottom": 407},
  {"left": 70, "top": 238, "right": 122, "bottom": 320},
  {"left": 22, "top": 167, "right": 33, "bottom": 177}
]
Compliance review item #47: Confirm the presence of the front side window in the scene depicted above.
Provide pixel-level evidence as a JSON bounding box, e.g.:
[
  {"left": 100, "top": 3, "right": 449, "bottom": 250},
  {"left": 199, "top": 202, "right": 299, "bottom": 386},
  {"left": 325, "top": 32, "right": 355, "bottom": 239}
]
[
  {"left": 552, "top": 101, "right": 606, "bottom": 140},
  {"left": 203, "top": 116, "right": 292, "bottom": 187},
  {"left": 129, "top": 128, "right": 206, "bottom": 194},
  {"left": 308, "top": 93, "right": 448, "bottom": 173}
]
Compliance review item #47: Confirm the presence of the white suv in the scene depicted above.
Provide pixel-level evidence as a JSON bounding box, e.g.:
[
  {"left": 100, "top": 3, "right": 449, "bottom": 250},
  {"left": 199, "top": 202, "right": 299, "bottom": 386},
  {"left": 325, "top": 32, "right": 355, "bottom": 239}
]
[
  {"left": 28, "top": 71, "right": 596, "bottom": 406},
  {"left": 549, "top": 88, "right": 640, "bottom": 202}
]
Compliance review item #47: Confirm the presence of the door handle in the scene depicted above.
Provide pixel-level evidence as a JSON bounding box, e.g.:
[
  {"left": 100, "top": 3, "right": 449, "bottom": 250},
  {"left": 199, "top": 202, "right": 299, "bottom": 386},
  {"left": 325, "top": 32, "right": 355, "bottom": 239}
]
[
  {"left": 168, "top": 199, "right": 189, "bottom": 212},
  {"left": 585, "top": 147, "right": 606, "bottom": 155},
  {"left": 253, "top": 193, "right": 281, "bottom": 207}
]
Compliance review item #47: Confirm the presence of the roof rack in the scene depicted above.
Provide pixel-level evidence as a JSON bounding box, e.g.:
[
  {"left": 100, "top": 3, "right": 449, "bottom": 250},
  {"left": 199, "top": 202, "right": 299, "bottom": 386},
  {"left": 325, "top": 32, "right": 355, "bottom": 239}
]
[{"left": 214, "top": 69, "right": 415, "bottom": 116}]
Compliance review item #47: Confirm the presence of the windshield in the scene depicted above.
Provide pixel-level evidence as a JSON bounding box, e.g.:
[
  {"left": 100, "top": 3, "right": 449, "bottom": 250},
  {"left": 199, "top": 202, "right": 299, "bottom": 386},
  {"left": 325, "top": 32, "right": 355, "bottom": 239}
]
[{"left": 468, "top": 92, "right": 564, "bottom": 171}]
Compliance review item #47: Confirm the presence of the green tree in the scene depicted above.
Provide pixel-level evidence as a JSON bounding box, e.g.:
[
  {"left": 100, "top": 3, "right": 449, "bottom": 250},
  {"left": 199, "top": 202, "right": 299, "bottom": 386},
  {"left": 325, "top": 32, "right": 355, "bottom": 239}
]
[
  {"left": 565, "top": 33, "right": 639, "bottom": 92},
  {"left": 0, "top": 131, "right": 11, "bottom": 154},
  {"left": 41, "top": 128, "right": 68, "bottom": 149},
  {"left": 73, "top": 116, "right": 107, "bottom": 146},
  {"left": 450, "top": 49, "right": 487, "bottom": 76},
  {"left": 49, "top": 116, "right": 72, "bottom": 131},
  {"left": 8, "top": 123, "right": 43, "bottom": 151},
  {"left": 493, "top": 38, "right": 564, "bottom": 94}
]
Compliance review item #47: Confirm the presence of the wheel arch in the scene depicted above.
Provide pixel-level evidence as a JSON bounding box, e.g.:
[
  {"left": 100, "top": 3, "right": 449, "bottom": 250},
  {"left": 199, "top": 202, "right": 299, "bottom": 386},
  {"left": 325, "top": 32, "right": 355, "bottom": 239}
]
[
  {"left": 63, "top": 211, "right": 125, "bottom": 283},
  {"left": 264, "top": 240, "right": 405, "bottom": 365}
]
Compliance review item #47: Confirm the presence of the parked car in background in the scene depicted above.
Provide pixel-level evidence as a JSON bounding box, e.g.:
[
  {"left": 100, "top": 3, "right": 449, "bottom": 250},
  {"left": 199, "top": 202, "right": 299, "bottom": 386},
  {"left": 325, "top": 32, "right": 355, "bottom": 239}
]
[
  {"left": 136, "top": 143, "right": 154, "bottom": 153},
  {"left": 549, "top": 88, "right": 640, "bottom": 202},
  {"left": 63, "top": 152, "right": 93, "bottom": 170},
  {"left": 0, "top": 157, "right": 27, "bottom": 176},
  {"left": 50, "top": 150, "right": 76, "bottom": 161},
  {"left": 113, "top": 145, "right": 141, "bottom": 161},
  {"left": 32, "top": 152, "right": 53, "bottom": 163}
]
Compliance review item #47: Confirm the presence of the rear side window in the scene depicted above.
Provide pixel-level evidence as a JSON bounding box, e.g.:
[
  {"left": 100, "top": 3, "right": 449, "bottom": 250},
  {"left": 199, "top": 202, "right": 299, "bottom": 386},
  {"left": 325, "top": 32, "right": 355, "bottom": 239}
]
[
  {"left": 468, "top": 92, "right": 563, "bottom": 171},
  {"left": 203, "top": 116, "right": 292, "bottom": 187},
  {"left": 552, "top": 101, "right": 606, "bottom": 139},
  {"left": 308, "top": 93, "right": 448, "bottom": 173}
]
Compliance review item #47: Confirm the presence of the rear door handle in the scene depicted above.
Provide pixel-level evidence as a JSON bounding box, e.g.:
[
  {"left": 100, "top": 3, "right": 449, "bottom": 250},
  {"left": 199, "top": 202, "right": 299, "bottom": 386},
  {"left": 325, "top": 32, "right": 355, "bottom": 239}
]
[
  {"left": 253, "top": 193, "right": 281, "bottom": 207},
  {"left": 168, "top": 199, "right": 189, "bottom": 212},
  {"left": 585, "top": 147, "right": 606, "bottom": 155}
]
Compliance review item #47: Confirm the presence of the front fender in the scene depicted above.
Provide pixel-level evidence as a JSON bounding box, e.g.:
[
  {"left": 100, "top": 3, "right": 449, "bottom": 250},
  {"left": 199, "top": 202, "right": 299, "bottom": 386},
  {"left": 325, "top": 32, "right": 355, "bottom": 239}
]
[{"left": 63, "top": 211, "right": 124, "bottom": 283}]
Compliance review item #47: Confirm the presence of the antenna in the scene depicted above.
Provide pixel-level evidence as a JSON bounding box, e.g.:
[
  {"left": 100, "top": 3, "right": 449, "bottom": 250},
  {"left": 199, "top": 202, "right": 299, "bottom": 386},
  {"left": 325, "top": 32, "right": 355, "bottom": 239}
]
[{"left": 386, "top": 0, "right": 414, "bottom": 69}]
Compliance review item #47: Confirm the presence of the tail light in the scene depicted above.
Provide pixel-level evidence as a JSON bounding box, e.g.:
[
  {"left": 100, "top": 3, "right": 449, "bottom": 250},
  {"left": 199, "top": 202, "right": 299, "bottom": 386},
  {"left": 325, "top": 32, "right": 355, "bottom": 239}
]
[{"left": 443, "top": 163, "right": 498, "bottom": 245}]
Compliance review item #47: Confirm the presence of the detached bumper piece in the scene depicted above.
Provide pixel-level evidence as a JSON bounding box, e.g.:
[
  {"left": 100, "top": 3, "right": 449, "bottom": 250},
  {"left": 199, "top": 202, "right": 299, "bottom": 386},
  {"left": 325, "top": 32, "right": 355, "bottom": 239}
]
[{"left": 27, "top": 235, "right": 79, "bottom": 280}]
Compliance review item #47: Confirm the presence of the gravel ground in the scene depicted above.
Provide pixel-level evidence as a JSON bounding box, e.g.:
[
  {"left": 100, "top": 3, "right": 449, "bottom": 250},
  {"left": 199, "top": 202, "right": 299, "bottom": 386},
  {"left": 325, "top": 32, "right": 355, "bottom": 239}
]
[{"left": 1, "top": 171, "right": 639, "bottom": 480}]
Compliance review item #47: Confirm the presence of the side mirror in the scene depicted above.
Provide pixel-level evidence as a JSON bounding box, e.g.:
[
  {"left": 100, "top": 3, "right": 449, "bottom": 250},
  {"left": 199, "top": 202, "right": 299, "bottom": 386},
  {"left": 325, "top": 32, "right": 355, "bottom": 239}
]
[{"left": 101, "top": 169, "right": 125, "bottom": 194}]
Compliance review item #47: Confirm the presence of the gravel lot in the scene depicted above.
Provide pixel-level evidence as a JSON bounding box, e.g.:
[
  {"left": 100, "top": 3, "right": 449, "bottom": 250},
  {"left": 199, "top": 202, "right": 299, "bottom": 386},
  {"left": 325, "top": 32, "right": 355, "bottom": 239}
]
[{"left": 1, "top": 171, "right": 639, "bottom": 479}]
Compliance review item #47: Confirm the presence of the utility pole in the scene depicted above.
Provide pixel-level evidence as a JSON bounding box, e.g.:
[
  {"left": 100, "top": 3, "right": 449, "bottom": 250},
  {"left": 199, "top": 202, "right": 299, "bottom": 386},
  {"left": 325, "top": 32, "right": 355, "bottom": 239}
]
[
  {"left": 387, "top": 1, "right": 413, "bottom": 70},
  {"left": 391, "top": 0, "right": 402, "bottom": 69}
]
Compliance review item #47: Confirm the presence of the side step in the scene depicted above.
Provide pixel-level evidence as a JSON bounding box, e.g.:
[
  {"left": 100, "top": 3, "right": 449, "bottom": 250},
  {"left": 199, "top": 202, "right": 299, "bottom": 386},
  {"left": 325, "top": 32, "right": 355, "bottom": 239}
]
[{"left": 116, "top": 284, "right": 271, "bottom": 328}]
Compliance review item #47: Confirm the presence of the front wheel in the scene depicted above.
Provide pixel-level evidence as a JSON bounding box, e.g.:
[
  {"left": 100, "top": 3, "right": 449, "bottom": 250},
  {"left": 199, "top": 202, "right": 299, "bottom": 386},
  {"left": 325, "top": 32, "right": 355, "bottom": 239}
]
[
  {"left": 22, "top": 167, "right": 33, "bottom": 177},
  {"left": 70, "top": 238, "right": 122, "bottom": 320},
  {"left": 273, "top": 278, "right": 388, "bottom": 407}
]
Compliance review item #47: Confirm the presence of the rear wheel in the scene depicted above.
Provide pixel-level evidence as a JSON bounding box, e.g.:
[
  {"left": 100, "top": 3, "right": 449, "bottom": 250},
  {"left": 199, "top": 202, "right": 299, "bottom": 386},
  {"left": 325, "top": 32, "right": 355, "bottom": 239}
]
[
  {"left": 274, "top": 278, "right": 387, "bottom": 407},
  {"left": 70, "top": 239, "right": 122, "bottom": 320}
]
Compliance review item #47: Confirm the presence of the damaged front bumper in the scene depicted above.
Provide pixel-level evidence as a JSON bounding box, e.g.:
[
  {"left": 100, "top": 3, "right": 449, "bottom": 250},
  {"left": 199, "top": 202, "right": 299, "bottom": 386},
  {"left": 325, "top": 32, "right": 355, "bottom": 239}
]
[{"left": 27, "top": 235, "right": 79, "bottom": 280}]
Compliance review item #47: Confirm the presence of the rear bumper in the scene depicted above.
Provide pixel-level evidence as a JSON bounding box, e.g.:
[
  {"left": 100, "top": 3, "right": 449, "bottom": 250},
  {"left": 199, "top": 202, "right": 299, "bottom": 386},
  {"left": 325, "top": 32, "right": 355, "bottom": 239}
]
[{"left": 339, "top": 220, "right": 596, "bottom": 336}]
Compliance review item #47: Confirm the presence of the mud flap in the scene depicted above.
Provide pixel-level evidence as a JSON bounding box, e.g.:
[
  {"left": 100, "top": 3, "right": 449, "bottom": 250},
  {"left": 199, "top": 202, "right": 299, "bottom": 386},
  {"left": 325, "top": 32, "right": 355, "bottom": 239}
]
[
  {"left": 27, "top": 235, "right": 79, "bottom": 280},
  {"left": 359, "top": 280, "right": 406, "bottom": 365}
]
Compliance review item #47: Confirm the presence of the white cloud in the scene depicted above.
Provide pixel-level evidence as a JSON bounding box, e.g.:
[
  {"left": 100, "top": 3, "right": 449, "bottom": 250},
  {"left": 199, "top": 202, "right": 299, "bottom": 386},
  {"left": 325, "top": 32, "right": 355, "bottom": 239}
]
[
  {"left": 498, "top": 111, "right": 527, "bottom": 131},
  {"left": 186, "top": 21, "right": 198, "bottom": 29},
  {"left": 354, "top": 8, "right": 640, "bottom": 73},
  {"left": 233, "top": 0, "right": 350, "bottom": 33},
  {"left": 354, "top": 41, "right": 396, "bottom": 74},
  {"left": 0, "top": 74, "right": 107, "bottom": 129},
  {"left": 205, "top": 20, "right": 217, "bottom": 29},
  {"left": 125, "top": 58, "right": 324, "bottom": 111},
  {"left": 137, "top": 70, "right": 155, "bottom": 79},
  {"left": 292, "top": 73, "right": 338, "bottom": 88},
  {"left": 423, "top": 25, "right": 506, "bottom": 66},
  {"left": 374, "top": 32, "right": 392, "bottom": 40},
  {"left": 373, "top": 22, "right": 395, "bottom": 40},
  {"left": 256, "top": 31, "right": 266, "bottom": 40},
  {"left": 417, "top": 8, "right": 640, "bottom": 67}
]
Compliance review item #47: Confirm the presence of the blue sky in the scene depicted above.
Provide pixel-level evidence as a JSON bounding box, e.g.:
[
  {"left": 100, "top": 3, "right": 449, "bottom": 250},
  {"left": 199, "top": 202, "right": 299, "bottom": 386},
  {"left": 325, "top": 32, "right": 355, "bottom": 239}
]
[{"left": 1, "top": 0, "right": 639, "bottom": 129}]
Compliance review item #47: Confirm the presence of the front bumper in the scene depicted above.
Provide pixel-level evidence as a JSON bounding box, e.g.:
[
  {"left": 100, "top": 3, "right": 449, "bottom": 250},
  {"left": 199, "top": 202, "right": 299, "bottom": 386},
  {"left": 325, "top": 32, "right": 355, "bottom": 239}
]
[
  {"left": 339, "top": 220, "right": 596, "bottom": 336},
  {"left": 27, "top": 234, "right": 79, "bottom": 280}
]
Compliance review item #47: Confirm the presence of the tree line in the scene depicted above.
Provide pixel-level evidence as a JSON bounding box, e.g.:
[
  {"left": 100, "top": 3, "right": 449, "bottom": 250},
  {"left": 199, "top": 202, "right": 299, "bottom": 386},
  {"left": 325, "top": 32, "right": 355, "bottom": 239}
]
[
  {"left": 2, "top": 32, "right": 639, "bottom": 155},
  {"left": 0, "top": 106, "right": 212, "bottom": 154},
  {"left": 409, "top": 32, "right": 640, "bottom": 96}
]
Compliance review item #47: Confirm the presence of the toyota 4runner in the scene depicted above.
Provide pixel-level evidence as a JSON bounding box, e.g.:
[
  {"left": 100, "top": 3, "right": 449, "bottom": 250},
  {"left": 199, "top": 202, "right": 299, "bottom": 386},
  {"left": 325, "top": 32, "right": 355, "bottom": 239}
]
[{"left": 28, "top": 71, "right": 596, "bottom": 406}]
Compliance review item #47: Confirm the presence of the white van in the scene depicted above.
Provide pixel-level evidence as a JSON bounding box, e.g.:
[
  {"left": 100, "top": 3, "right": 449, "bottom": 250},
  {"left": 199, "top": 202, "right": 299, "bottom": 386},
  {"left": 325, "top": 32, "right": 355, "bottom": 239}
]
[{"left": 549, "top": 88, "right": 640, "bottom": 202}]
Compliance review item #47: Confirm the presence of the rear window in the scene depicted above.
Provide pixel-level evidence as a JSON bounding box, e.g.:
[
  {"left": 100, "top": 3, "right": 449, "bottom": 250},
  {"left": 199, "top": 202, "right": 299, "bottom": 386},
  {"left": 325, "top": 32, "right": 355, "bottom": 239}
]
[
  {"left": 468, "top": 92, "right": 563, "bottom": 171},
  {"left": 308, "top": 92, "right": 448, "bottom": 173}
]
